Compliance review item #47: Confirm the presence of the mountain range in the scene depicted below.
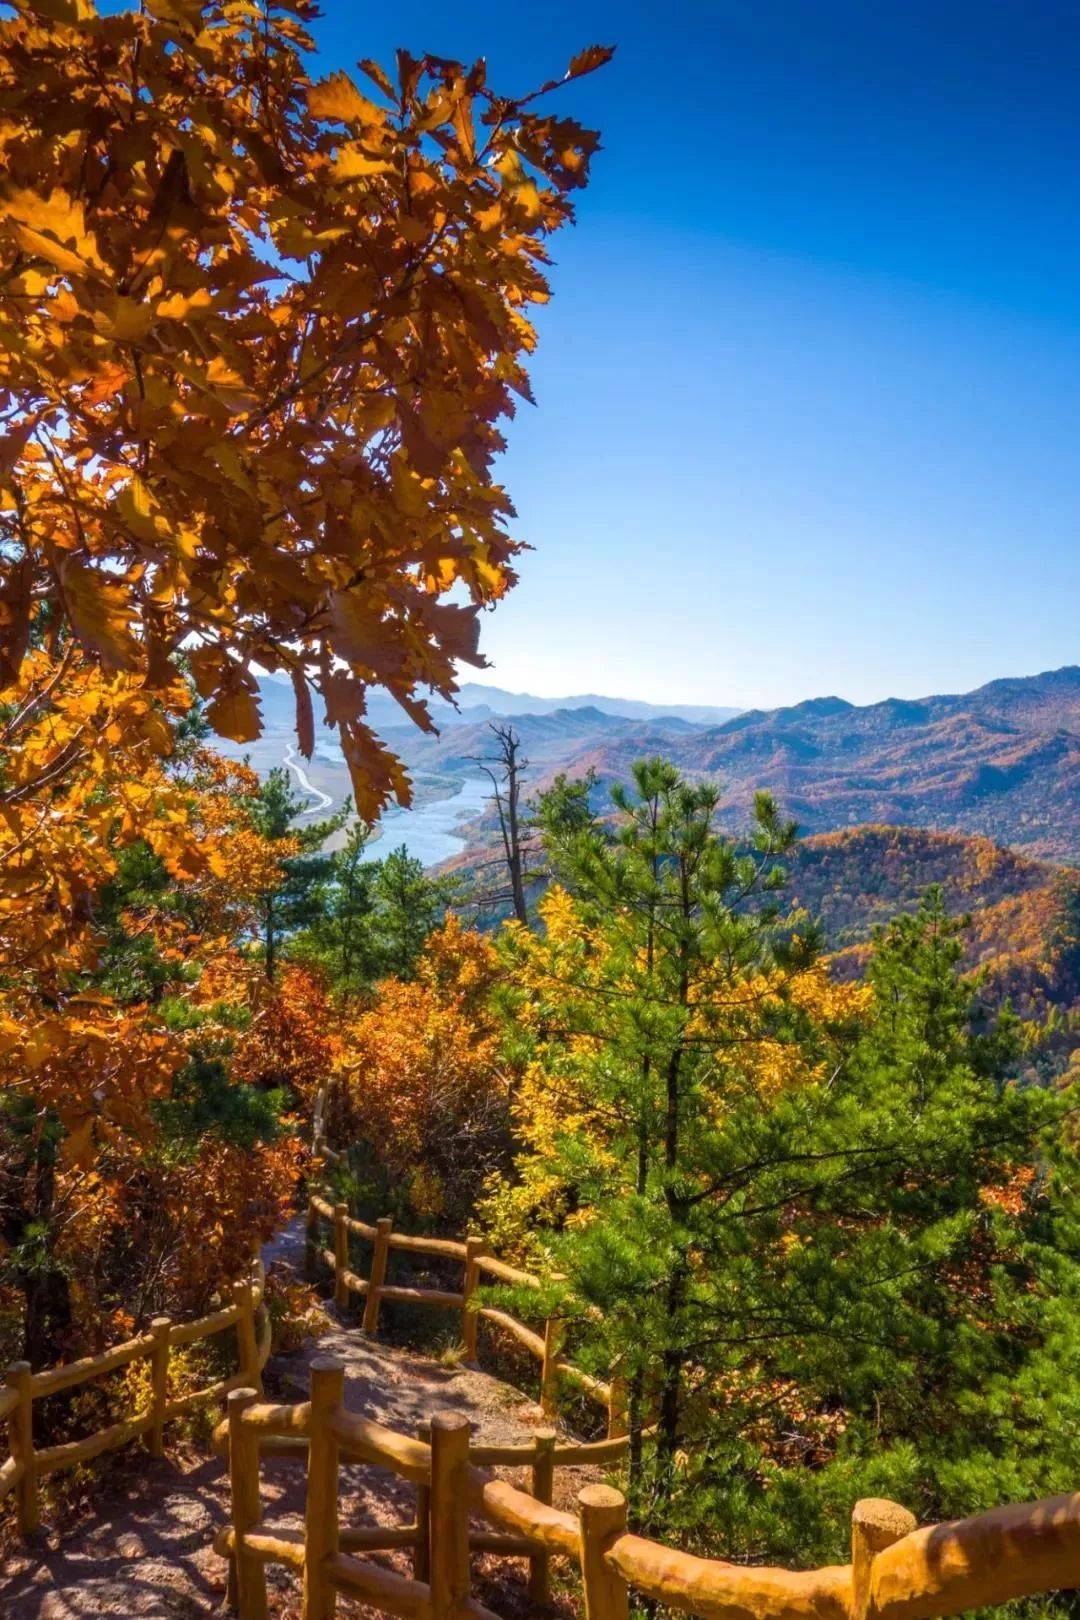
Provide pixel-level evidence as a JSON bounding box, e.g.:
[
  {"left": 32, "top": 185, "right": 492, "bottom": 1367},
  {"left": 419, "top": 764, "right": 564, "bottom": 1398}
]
[
  {"left": 551, "top": 665, "right": 1080, "bottom": 863},
  {"left": 233, "top": 664, "right": 1080, "bottom": 866}
]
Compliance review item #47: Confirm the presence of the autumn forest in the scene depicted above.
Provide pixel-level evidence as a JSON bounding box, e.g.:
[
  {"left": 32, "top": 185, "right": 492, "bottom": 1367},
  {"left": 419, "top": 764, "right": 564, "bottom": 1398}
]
[{"left": 1, "top": 2, "right": 1079, "bottom": 1617}]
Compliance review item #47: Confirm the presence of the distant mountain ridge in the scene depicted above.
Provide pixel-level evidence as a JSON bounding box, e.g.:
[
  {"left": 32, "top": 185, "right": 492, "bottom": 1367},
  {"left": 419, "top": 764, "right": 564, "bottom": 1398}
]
[
  {"left": 255, "top": 671, "right": 741, "bottom": 732},
  {"left": 449, "top": 684, "right": 741, "bottom": 726},
  {"left": 239, "top": 665, "right": 1079, "bottom": 866},
  {"left": 537, "top": 665, "right": 1080, "bottom": 863}
]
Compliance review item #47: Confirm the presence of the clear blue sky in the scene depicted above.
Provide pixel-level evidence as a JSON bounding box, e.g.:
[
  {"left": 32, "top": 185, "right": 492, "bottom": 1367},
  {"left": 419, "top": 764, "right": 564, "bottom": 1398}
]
[
  {"left": 311, "top": 0, "right": 1080, "bottom": 710},
  {"left": 327, "top": 7, "right": 1080, "bottom": 706}
]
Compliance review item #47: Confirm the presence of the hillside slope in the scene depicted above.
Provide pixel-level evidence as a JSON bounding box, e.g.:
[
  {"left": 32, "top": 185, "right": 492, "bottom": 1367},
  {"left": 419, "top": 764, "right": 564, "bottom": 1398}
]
[
  {"left": 533, "top": 666, "right": 1080, "bottom": 862},
  {"left": 785, "top": 825, "right": 1078, "bottom": 1027}
]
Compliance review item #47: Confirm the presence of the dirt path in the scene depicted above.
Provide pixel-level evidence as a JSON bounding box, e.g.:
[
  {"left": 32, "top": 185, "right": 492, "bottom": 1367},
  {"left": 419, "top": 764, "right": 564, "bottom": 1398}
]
[{"left": 3, "top": 1228, "right": 592, "bottom": 1619}]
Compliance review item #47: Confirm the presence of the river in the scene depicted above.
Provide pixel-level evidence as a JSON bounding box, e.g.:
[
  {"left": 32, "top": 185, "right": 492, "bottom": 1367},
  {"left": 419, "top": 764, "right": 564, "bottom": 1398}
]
[
  {"left": 286, "top": 732, "right": 492, "bottom": 867},
  {"left": 358, "top": 775, "right": 492, "bottom": 867}
]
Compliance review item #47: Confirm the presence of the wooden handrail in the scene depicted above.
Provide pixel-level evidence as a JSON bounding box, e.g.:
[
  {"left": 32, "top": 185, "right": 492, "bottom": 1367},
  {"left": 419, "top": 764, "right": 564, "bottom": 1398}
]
[
  {"left": 868, "top": 1493, "right": 1080, "bottom": 1620},
  {"left": 476, "top": 1254, "right": 541, "bottom": 1289},
  {"left": 605, "top": 1534, "right": 851, "bottom": 1620},
  {"left": 304, "top": 1163, "right": 626, "bottom": 1440},
  {"left": 331, "top": 1407, "right": 431, "bottom": 1485},
  {"left": 389, "top": 1232, "right": 469, "bottom": 1261},
  {"left": 30, "top": 1331, "right": 157, "bottom": 1396},
  {"left": 469, "top": 1469, "right": 581, "bottom": 1557},
  {"left": 221, "top": 1367, "right": 1080, "bottom": 1620},
  {"left": 2, "top": 1251, "right": 269, "bottom": 1538}
]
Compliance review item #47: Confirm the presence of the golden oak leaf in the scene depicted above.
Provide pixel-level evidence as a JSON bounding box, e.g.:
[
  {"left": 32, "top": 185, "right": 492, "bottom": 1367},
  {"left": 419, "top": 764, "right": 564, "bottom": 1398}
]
[
  {"left": 359, "top": 58, "right": 395, "bottom": 99},
  {"left": 94, "top": 297, "right": 153, "bottom": 342},
  {"left": 156, "top": 287, "right": 214, "bottom": 319},
  {"left": 328, "top": 593, "right": 407, "bottom": 679},
  {"left": 332, "top": 145, "right": 395, "bottom": 182},
  {"left": 452, "top": 95, "right": 476, "bottom": 163},
  {"left": 7, "top": 219, "right": 104, "bottom": 280},
  {"left": 206, "top": 686, "right": 262, "bottom": 743},
  {"left": 566, "top": 45, "right": 616, "bottom": 80},
  {"left": 291, "top": 667, "right": 316, "bottom": 759},
  {"left": 4, "top": 187, "right": 107, "bottom": 272},
  {"left": 308, "top": 71, "right": 384, "bottom": 126},
  {"left": 60, "top": 561, "right": 141, "bottom": 669},
  {"left": 62, "top": 1115, "right": 95, "bottom": 1169},
  {"left": 0, "top": 421, "right": 32, "bottom": 482}
]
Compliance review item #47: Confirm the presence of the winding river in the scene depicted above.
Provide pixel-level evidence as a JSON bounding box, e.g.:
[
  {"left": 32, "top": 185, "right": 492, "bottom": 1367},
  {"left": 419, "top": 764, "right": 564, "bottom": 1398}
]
[
  {"left": 282, "top": 740, "right": 490, "bottom": 868},
  {"left": 358, "top": 775, "right": 492, "bottom": 867}
]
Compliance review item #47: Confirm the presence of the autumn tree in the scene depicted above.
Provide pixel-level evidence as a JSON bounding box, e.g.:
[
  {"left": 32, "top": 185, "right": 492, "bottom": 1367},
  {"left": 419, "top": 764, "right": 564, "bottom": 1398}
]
[
  {"left": 332, "top": 917, "right": 508, "bottom": 1229},
  {"left": 0, "top": 0, "right": 607, "bottom": 1373},
  {"left": 0, "top": 0, "right": 610, "bottom": 817},
  {"left": 0, "top": 647, "right": 305, "bottom": 1364}
]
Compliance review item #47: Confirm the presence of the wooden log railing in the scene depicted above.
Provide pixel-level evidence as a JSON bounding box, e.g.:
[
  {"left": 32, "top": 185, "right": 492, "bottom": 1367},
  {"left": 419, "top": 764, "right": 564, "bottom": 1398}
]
[
  {"left": 220, "top": 1355, "right": 1080, "bottom": 1620},
  {"left": 304, "top": 1190, "right": 629, "bottom": 1439},
  {"left": 211, "top": 1392, "right": 578, "bottom": 1611},
  {"left": 2, "top": 1253, "right": 271, "bottom": 1538},
  {"left": 307, "top": 1087, "right": 630, "bottom": 1441}
]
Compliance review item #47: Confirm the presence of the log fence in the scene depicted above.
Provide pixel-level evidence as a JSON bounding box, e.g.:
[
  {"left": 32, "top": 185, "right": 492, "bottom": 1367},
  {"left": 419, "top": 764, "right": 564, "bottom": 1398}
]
[
  {"left": 1, "top": 1253, "right": 270, "bottom": 1538},
  {"left": 304, "top": 1191, "right": 628, "bottom": 1440},
  {"left": 220, "top": 1353, "right": 1080, "bottom": 1620},
  {"left": 307, "top": 1086, "right": 629, "bottom": 1441}
]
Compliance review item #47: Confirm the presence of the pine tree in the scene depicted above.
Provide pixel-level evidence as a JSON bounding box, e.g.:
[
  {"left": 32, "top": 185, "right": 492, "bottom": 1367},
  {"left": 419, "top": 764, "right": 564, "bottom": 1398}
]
[
  {"left": 371, "top": 846, "right": 455, "bottom": 980},
  {"left": 248, "top": 768, "right": 346, "bottom": 980},
  {"left": 487, "top": 774, "right": 1080, "bottom": 1564},
  {"left": 289, "top": 834, "right": 454, "bottom": 992}
]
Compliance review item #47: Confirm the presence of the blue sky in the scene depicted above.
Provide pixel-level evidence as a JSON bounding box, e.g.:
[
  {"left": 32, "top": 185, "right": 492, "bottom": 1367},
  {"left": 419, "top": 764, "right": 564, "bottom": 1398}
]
[{"left": 310, "top": 1, "right": 1080, "bottom": 710}]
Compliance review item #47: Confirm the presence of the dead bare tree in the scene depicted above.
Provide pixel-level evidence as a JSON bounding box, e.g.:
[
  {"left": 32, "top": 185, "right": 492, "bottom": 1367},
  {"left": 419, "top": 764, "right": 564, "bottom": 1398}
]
[{"left": 467, "top": 722, "right": 535, "bottom": 924}]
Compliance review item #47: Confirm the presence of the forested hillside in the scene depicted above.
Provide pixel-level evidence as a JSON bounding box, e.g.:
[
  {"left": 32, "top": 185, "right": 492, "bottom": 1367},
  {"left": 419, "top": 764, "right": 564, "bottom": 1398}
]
[
  {"left": 784, "top": 825, "right": 1080, "bottom": 1079},
  {"left": 534, "top": 665, "right": 1080, "bottom": 862},
  {"left": 787, "top": 824, "right": 1059, "bottom": 945}
]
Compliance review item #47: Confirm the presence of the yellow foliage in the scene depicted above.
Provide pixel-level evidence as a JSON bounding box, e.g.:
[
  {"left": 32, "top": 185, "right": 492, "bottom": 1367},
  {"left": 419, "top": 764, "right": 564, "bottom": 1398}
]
[{"left": 0, "top": 3, "right": 608, "bottom": 814}]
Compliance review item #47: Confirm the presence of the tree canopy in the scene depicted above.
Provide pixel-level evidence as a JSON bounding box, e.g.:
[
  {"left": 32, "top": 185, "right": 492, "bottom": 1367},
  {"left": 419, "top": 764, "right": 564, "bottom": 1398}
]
[{"left": 0, "top": 0, "right": 610, "bottom": 813}]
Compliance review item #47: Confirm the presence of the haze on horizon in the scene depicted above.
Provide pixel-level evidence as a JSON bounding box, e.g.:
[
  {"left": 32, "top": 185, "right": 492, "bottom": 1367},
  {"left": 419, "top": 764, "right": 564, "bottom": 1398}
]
[
  {"left": 309, "top": 1, "right": 1080, "bottom": 712},
  {"left": 453, "top": 661, "right": 1077, "bottom": 719}
]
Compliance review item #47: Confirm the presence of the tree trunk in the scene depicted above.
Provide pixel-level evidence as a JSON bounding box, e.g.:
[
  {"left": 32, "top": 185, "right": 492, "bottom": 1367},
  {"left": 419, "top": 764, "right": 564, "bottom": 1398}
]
[
  {"left": 264, "top": 896, "right": 276, "bottom": 981},
  {"left": 657, "top": 1260, "right": 687, "bottom": 1464},
  {"left": 19, "top": 1132, "right": 72, "bottom": 1367}
]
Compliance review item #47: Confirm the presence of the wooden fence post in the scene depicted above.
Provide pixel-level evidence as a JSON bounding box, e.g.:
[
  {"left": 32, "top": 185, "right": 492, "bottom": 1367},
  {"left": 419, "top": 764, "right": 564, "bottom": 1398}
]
[
  {"left": 5, "top": 1360, "right": 38, "bottom": 1537},
  {"left": 148, "top": 1316, "right": 172, "bottom": 1459},
  {"left": 540, "top": 1315, "right": 563, "bottom": 1417},
  {"left": 578, "top": 1484, "right": 629, "bottom": 1620},
  {"left": 414, "top": 1421, "right": 431, "bottom": 1582},
  {"left": 361, "top": 1216, "right": 392, "bottom": 1336},
  {"left": 607, "top": 1371, "right": 628, "bottom": 1440},
  {"left": 305, "top": 1194, "right": 320, "bottom": 1280},
  {"left": 233, "top": 1279, "right": 263, "bottom": 1394},
  {"left": 429, "top": 1411, "right": 471, "bottom": 1620},
  {"left": 302, "top": 1355, "right": 345, "bottom": 1620},
  {"left": 462, "top": 1235, "right": 483, "bottom": 1361},
  {"left": 227, "top": 1387, "right": 268, "bottom": 1620},
  {"left": 333, "top": 1203, "right": 350, "bottom": 1313},
  {"left": 851, "top": 1498, "right": 917, "bottom": 1620},
  {"left": 528, "top": 1427, "right": 556, "bottom": 1606}
]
